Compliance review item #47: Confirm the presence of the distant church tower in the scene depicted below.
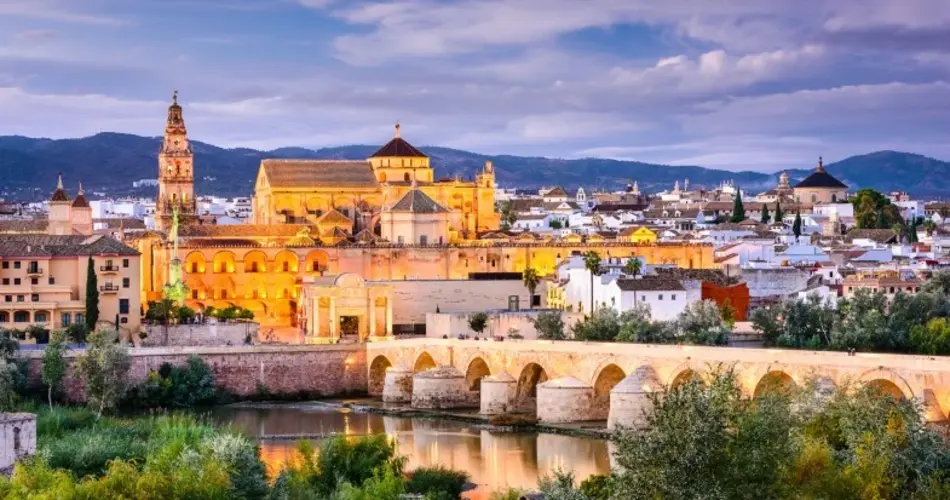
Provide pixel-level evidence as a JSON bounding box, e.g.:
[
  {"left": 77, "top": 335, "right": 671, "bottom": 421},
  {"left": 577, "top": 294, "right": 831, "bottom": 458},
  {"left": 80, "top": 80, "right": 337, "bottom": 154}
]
[{"left": 156, "top": 90, "right": 197, "bottom": 231}]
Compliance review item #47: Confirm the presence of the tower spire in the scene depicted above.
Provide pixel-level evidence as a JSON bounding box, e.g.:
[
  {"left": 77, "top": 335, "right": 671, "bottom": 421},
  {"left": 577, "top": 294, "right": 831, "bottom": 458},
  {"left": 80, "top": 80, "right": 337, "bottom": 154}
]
[
  {"left": 78, "top": 181, "right": 84, "bottom": 195},
  {"left": 56, "top": 172, "right": 63, "bottom": 190},
  {"left": 817, "top": 156, "right": 824, "bottom": 172},
  {"left": 394, "top": 122, "right": 401, "bottom": 139}
]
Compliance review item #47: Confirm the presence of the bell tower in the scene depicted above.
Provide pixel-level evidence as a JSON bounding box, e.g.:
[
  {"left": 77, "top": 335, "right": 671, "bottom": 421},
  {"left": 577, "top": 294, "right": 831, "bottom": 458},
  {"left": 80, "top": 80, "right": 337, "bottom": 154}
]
[{"left": 156, "top": 90, "right": 197, "bottom": 231}]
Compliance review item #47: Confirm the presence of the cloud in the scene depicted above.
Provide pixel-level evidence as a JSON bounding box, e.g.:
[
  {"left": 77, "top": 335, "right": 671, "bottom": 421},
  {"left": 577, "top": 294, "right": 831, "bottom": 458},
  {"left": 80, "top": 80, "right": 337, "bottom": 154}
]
[{"left": 0, "top": 0, "right": 127, "bottom": 25}]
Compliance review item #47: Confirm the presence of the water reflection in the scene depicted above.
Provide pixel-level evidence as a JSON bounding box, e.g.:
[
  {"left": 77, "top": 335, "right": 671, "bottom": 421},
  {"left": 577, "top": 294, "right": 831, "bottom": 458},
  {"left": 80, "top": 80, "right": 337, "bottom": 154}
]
[{"left": 212, "top": 404, "right": 610, "bottom": 498}]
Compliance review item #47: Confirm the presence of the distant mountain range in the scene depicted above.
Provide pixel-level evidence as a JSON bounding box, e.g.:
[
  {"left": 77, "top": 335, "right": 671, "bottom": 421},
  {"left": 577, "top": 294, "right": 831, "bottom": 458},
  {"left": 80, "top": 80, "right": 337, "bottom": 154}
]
[{"left": 0, "top": 132, "right": 947, "bottom": 200}]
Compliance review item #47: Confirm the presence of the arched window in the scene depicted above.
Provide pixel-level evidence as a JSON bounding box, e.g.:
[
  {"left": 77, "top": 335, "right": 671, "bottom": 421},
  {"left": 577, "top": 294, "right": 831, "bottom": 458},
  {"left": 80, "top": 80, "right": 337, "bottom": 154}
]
[
  {"left": 13, "top": 311, "right": 28, "bottom": 323},
  {"left": 811, "top": 194, "right": 817, "bottom": 203},
  {"left": 831, "top": 194, "right": 838, "bottom": 202},
  {"left": 35, "top": 312, "right": 47, "bottom": 323},
  {"left": 404, "top": 173, "right": 411, "bottom": 183},
  {"left": 379, "top": 172, "right": 387, "bottom": 183}
]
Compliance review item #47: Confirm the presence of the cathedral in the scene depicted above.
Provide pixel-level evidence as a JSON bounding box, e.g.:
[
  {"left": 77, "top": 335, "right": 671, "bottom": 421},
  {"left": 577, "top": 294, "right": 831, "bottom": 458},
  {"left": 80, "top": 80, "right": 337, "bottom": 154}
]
[{"left": 134, "top": 93, "right": 716, "bottom": 328}]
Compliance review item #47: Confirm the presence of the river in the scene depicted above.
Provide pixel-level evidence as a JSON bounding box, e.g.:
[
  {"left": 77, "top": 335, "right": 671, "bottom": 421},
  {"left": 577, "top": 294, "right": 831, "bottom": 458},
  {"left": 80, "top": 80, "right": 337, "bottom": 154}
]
[{"left": 211, "top": 402, "right": 612, "bottom": 499}]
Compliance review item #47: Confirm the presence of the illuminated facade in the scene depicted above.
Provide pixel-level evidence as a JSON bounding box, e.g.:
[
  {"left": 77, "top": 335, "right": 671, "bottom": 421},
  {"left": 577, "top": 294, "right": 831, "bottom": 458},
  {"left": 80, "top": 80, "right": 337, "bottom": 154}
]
[{"left": 135, "top": 95, "right": 717, "bottom": 327}]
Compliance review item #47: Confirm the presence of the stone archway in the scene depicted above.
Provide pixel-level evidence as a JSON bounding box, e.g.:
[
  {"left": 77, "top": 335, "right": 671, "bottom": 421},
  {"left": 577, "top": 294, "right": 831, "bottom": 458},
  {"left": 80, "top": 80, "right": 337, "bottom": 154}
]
[
  {"left": 516, "top": 362, "right": 549, "bottom": 415},
  {"left": 670, "top": 368, "right": 703, "bottom": 390},
  {"left": 592, "top": 364, "right": 626, "bottom": 420},
  {"left": 753, "top": 371, "right": 797, "bottom": 398},
  {"left": 414, "top": 352, "right": 437, "bottom": 373},
  {"left": 866, "top": 379, "right": 906, "bottom": 400},
  {"left": 369, "top": 355, "right": 392, "bottom": 397},
  {"left": 465, "top": 357, "right": 491, "bottom": 391}
]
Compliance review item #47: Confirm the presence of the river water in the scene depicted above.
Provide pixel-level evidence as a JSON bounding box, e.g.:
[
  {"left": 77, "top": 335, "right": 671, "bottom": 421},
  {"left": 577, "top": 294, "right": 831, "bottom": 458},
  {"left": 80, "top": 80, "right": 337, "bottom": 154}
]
[{"left": 211, "top": 403, "right": 611, "bottom": 499}]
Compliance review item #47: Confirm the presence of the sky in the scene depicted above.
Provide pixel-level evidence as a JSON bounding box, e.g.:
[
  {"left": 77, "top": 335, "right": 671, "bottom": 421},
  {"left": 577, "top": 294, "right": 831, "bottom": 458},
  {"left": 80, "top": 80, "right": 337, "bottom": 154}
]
[{"left": 0, "top": 0, "right": 949, "bottom": 172}]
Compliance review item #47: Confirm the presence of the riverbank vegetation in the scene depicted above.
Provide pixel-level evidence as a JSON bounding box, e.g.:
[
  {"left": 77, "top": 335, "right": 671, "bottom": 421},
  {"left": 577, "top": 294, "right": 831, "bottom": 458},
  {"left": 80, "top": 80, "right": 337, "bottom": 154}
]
[
  {"left": 535, "top": 299, "right": 730, "bottom": 346},
  {"left": 752, "top": 273, "right": 950, "bottom": 354}
]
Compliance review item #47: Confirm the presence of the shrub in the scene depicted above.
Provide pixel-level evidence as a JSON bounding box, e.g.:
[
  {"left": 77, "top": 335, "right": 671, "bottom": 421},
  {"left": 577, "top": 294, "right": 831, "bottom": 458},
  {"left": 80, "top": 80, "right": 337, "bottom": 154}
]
[
  {"left": 177, "top": 305, "right": 196, "bottom": 324},
  {"left": 468, "top": 312, "right": 489, "bottom": 335},
  {"left": 579, "top": 474, "right": 612, "bottom": 500},
  {"left": 65, "top": 323, "right": 89, "bottom": 345},
  {"left": 310, "top": 434, "right": 403, "bottom": 497},
  {"left": 125, "top": 356, "right": 218, "bottom": 409},
  {"left": 532, "top": 311, "right": 566, "bottom": 340},
  {"left": 406, "top": 466, "right": 470, "bottom": 499}
]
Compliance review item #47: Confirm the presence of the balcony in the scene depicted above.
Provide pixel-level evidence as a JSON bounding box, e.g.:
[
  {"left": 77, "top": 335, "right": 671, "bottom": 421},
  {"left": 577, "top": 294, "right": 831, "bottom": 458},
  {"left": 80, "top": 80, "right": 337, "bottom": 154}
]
[
  {"left": 26, "top": 267, "right": 44, "bottom": 277},
  {"left": 100, "top": 264, "right": 120, "bottom": 274},
  {"left": 99, "top": 284, "right": 120, "bottom": 294}
]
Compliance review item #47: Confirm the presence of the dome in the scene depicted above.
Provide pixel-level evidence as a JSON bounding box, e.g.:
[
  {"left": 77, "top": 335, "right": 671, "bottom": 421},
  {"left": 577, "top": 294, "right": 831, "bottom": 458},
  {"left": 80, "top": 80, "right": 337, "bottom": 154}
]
[{"left": 794, "top": 157, "right": 847, "bottom": 189}]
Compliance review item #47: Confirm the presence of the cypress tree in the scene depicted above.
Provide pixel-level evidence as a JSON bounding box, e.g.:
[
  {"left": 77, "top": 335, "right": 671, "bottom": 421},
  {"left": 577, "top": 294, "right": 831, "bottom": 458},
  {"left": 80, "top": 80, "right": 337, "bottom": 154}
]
[
  {"left": 774, "top": 201, "right": 784, "bottom": 224},
  {"left": 792, "top": 211, "right": 802, "bottom": 241},
  {"left": 85, "top": 256, "right": 99, "bottom": 330},
  {"left": 760, "top": 204, "right": 771, "bottom": 224},
  {"left": 908, "top": 218, "right": 918, "bottom": 243},
  {"left": 730, "top": 189, "right": 746, "bottom": 223}
]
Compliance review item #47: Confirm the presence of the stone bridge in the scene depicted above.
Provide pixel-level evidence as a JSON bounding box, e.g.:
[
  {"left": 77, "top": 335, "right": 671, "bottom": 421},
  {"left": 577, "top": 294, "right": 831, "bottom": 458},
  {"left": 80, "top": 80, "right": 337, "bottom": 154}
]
[{"left": 366, "top": 339, "right": 950, "bottom": 428}]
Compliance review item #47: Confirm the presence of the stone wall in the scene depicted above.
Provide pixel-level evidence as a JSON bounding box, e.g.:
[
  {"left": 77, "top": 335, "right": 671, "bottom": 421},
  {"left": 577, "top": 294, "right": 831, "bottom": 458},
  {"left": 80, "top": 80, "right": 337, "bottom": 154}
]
[
  {"left": 390, "top": 279, "right": 540, "bottom": 325},
  {"left": 0, "top": 413, "right": 36, "bottom": 473},
  {"left": 425, "top": 310, "right": 584, "bottom": 339},
  {"left": 141, "top": 322, "right": 259, "bottom": 347},
  {"left": 740, "top": 268, "right": 811, "bottom": 298},
  {"left": 23, "top": 344, "right": 366, "bottom": 402}
]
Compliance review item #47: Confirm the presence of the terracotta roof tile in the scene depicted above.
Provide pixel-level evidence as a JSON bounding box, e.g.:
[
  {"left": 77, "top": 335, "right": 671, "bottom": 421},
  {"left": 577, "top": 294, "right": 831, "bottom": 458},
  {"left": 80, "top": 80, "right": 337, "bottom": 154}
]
[{"left": 262, "top": 159, "right": 379, "bottom": 188}]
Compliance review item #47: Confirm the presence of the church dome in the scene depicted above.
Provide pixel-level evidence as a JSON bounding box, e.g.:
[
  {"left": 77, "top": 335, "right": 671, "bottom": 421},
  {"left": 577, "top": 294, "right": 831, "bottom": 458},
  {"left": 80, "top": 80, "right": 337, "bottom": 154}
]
[{"left": 794, "top": 157, "right": 847, "bottom": 189}]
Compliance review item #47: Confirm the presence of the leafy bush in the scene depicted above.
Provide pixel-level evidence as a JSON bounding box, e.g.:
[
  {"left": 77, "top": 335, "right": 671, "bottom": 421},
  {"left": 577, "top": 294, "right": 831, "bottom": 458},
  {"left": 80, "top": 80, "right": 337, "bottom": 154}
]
[
  {"left": 468, "top": 312, "right": 489, "bottom": 334},
  {"left": 579, "top": 474, "right": 612, "bottom": 500},
  {"left": 533, "top": 311, "right": 566, "bottom": 340},
  {"left": 406, "top": 466, "right": 470, "bottom": 499},
  {"left": 125, "top": 355, "right": 218, "bottom": 409},
  {"left": 65, "top": 323, "right": 89, "bottom": 344}
]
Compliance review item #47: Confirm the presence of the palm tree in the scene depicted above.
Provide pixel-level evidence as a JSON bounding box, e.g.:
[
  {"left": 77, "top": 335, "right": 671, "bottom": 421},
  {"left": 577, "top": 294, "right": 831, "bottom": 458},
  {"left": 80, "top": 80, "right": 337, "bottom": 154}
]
[
  {"left": 892, "top": 223, "right": 905, "bottom": 243},
  {"left": 623, "top": 257, "right": 642, "bottom": 276},
  {"left": 582, "top": 251, "right": 602, "bottom": 315},
  {"left": 522, "top": 268, "right": 541, "bottom": 308},
  {"left": 924, "top": 220, "right": 937, "bottom": 237}
]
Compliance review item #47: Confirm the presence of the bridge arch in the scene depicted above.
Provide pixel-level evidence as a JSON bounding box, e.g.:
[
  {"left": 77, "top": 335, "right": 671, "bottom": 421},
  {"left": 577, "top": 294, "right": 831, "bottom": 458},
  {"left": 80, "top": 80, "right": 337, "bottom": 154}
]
[
  {"left": 592, "top": 363, "right": 626, "bottom": 420},
  {"left": 369, "top": 355, "right": 392, "bottom": 396},
  {"left": 515, "top": 362, "right": 549, "bottom": 414},
  {"left": 668, "top": 365, "right": 704, "bottom": 390},
  {"left": 753, "top": 370, "right": 797, "bottom": 398},
  {"left": 465, "top": 357, "right": 491, "bottom": 391},
  {"left": 858, "top": 368, "right": 915, "bottom": 400},
  {"left": 413, "top": 351, "right": 437, "bottom": 373}
]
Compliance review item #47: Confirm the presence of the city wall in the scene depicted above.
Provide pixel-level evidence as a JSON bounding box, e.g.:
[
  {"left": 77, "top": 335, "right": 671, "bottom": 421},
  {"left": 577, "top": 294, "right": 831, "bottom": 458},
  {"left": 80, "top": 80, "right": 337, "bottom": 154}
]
[
  {"left": 391, "top": 279, "right": 540, "bottom": 324},
  {"left": 140, "top": 322, "right": 259, "bottom": 347},
  {"left": 23, "top": 344, "right": 366, "bottom": 402}
]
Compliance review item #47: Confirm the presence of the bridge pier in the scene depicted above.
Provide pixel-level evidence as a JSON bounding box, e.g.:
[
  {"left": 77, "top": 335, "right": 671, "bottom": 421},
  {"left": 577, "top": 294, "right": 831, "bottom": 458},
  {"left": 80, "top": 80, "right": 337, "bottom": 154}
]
[
  {"left": 480, "top": 372, "right": 516, "bottom": 414},
  {"left": 537, "top": 377, "right": 595, "bottom": 423},
  {"left": 411, "top": 366, "right": 473, "bottom": 409},
  {"left": 383, "top": 363, "right": 414, "bottom": 404},
  {"left": 920, "top": 389, "right": 948, "bottom": 423},
  {"left": 608, "top": 367, "right": 664, "bottom": 431}
]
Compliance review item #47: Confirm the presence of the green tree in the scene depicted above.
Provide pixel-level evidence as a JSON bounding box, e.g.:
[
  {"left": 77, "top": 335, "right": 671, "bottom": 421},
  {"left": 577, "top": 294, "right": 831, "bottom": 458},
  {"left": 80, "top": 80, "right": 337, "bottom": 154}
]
[
  {"left": 42, "top": 330, "right": 68, "bottom": 409},
  {"left": 852, "top": 188, "right": 890, "bottom": 229},
  {"left": 792, "top": 211, "right": 802, "bottom": 240},
  {"left": 907, "top": 217, "right": 919, "bottom": 243},
  {"left": 910, "top": 317, "right": 950, "bottom": 355},
  {"left": 538, "top": 470, "right": 588, "bottom": 500},
  {"left": 532, "top": 311, "right": 566, "bottom": 340},
  {"left": 84, "top": 256, "right": 99, "bottom": 330},
  {"left": 522, "top": 268, "right": 541, "bottom": 308},
  {"left": 675, "top": 300, "right": 729, "bottom": 345},
  {"left": 730, "top": 189, "right": 746, "bottom": 223},
  {"left": 549, "top": 219, "right": 563, "bottom": 229},
  {"left": 78, "top": 329, "right": 131, "bottom": 418},
  {"left": 0, "top": 359, "right": 18, "bottom": 411},
  {"left": 572, "top": 308, "right": 621, "bottom": 341},
  {"left": 622, "top": 257, "right": 642, "bottom": 276},
  {"left": 774, "top": 201, "right": 784, "bottom": 224},
  {"left": 922, "top": 270, "right": 950, "bottom": 295},
  {"left": 923, "top": 219, "right": 936, "bottom": 236},
  {"left": 582, "top": 251, "right": 602, "bottom": 314},
  {"left": 760, "top": 203, "right": 771, "bottom": 224},
  {"left": 892, "top": 223, "right": 905, "bottom": 243},
  {"left": 612, "top": 368, "right": 796, "bottom": 500},
  {"left": 468, "top": 312, "right": 488, "bottom": 336}
]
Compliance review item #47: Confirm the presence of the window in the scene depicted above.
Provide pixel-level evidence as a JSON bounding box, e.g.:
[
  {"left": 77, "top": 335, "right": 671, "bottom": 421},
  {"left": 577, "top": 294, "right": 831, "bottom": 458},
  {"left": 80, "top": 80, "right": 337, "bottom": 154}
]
[
  {"left": 404, "top": 173, "right": 411, "bottom": 182},
  {"left": 642, "top": 295, "right": 646, "bottom": 301},
  {"left": 31, "top": 294, "right": 39, "bottom": 302},
  {"left": 122, "top": 278, "right": 130, "bottom": 288},
  {"left": 31, "top": 278, "right": 38, "bottom": 285},
  {"left": 4, "top": 295, "right": 10, "bottom": 303},
  {"left": 120, "top": 317, "right": 128, "bottom": 324},
  {"left": 1, "top": 262, "right": 7, "bottom": 269},
  {"left": 48, "top": 277, "right": 55, "bottom": 285},
  {"left": 13, "top": 311, "right": 28, "bottom": 323},
  {"left": 122, "top": 258, "right": 129, "bottom": 268},
  {"left": 811, "top": 194, "right": 817, "bottom": 204},
  {"left": 2, "top": 279, "right": 8, "bottom": 285},
  {"left": 672, "top": 294, "right": 677, "bottom": 300},
  {"left": 13, "top": 279, "right": 20, "bottom": 286},
  {"left": 250, "top": 262, "right": 259, "bottom": 272},
  {"left": 16, "top": 295, "right": 24, "bottom": 302},
  {"left": 13, "top": 261, "right": 20, "bottom": 269},
  {"left": 221, "top": 290, "right": 229, "bottom": 300},
  {"left": 282, "top": 262, "right": 289, "bottom": 272},
  {"left": 192, "top": 289, "right": 199, "bottom": 299},
  {"left": 119, "top": 299, "right": 129, "bottom": 314},
  {"left": 34, "top": 311, "right": 47, "bottom": 322},
  {"left": 420, "top": 235, "right": 428, "bottom": 246},
  {"left": 75, "top": 313, "right": 84, "bottom": 325},
  {"left": 831, "top": 194, "right": 837, "bottom": 203},
  {"left": 658, "top": 294, "right": 664, "bottom": 300},
  {"left": 61, "top": 313, "right": 71, "bottom": 327},
  {"left": 28, "top": 261, "right": 38, "bottom": 273},
  {"left": 397, "top": 236, "right": 404, "bottom": 244}
]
